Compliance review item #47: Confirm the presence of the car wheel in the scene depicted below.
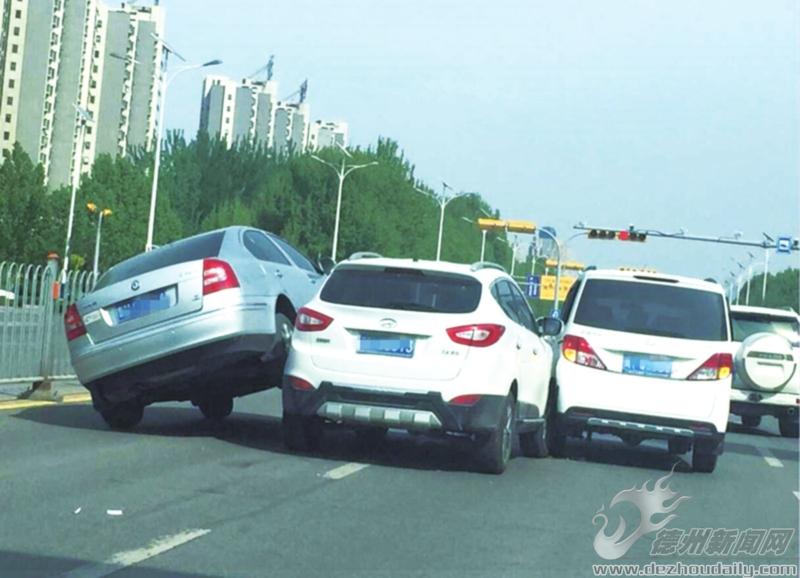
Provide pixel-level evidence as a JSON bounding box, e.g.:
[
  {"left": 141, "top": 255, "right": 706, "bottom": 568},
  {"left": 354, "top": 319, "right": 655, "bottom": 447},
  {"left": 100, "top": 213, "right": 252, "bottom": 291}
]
[
  {"left": 265, "top": 312, "right": 293, "bottom": 385},
  {"left": 283, "top": 412, "right": 323, "bottom": 452},
  {"left": 519, "top": 418, "right": 549, "bottom": 458},
  {"left": 668, "top": 438, "right": 691, "bottom": 455},
  {"left": 779, "top": 416, "right": 799, "bottom": 438},
  {"left": 692, "top": 448, "right": 718, "bottom": 473},
  {"left": 198, "top": 396, "right": 233, "bottom": 421},
  {"left": 100, "top": 401, "right": 143, "bottom": 430},
  {"left": 475, "top": 393, "right": 515, "bottom": 474},
  {"left": 354, "top": 427, "right": 388, "bottom": 447},
  {"left": 741, "top": 415, "right": 761, "bottom": 428}
]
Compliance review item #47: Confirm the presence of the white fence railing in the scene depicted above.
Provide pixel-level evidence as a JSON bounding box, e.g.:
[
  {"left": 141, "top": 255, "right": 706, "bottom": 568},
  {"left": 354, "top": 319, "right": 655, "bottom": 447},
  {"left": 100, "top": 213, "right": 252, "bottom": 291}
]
[{"left": 0, "top": 261, "right": 95, "bottom": 385}]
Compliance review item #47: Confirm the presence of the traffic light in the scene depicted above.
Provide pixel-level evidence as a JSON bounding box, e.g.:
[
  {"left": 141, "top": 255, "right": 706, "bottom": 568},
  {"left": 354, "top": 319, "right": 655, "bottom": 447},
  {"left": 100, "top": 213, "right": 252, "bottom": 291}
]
[{"left": 588, "top": 228, "right": 647, "bottom": 242}]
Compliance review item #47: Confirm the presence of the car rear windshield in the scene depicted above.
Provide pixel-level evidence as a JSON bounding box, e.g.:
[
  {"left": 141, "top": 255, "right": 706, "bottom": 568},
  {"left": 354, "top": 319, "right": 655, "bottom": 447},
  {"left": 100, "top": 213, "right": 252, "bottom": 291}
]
[
  {"left": 573, "top": 279, "right": 727, "bottom": 341},
  {"left": 94, "top": 231, "right": 225, "bottom": 291},
  {"left": 731, "top": 313, "right": 800, "bottom": 344},
  {"left": 320, "top": 266, "right": 482, "bottom": 313}
]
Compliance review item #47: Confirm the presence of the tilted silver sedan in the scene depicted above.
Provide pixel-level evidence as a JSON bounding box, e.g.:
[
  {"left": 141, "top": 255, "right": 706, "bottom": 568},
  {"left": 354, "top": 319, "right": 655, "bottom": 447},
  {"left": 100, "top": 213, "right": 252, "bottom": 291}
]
[{"left": 65, "top": 226, "right": 329, "bottom": 429}]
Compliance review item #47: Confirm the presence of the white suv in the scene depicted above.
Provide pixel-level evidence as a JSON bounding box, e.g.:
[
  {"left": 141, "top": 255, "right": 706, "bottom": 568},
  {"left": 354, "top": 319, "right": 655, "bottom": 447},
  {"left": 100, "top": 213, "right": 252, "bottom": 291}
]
[
  {"left": 551, "top": 269, "right": 733, "bottom": 473},
  {"left": 729, "top": 305, "right": 799, "bottom": 437},
  {"left": 281, "top": 255, "right": 562, "bottom": 474}
]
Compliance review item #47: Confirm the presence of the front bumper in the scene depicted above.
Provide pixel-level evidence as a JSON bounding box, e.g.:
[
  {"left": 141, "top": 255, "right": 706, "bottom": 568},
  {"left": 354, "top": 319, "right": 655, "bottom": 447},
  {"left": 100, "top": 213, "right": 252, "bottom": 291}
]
[
  {"left": 283, "top": 380, "right": 506, "bottom": 434},
  {"left": 556, "top": 407, "right": 725, "bottom": 455},
  {"left": 730, "top": 387, "right": 800, "bottom": 419}
]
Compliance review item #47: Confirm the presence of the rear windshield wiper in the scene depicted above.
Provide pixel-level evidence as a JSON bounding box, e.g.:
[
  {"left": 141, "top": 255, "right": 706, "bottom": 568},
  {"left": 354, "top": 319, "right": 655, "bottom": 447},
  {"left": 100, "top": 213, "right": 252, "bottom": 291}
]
[{"left": 383, "top": 302, "right": 438, "bottom": 312}]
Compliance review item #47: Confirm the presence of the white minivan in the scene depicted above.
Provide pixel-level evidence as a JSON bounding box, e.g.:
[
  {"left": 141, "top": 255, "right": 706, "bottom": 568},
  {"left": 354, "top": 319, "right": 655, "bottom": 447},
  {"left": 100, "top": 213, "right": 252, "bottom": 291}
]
[{"left": 551, "top": 269, "right": 733, "bottom": 472}]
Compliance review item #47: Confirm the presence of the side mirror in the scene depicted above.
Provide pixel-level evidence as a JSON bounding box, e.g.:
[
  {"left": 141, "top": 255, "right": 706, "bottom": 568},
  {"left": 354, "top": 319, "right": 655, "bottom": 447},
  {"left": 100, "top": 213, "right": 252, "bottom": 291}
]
[
  {"left": 537, "top": 316, "right": 564, "bottom": 337},
  {"left": 316, "top": 255, "right": 336, "bottom": 275}
]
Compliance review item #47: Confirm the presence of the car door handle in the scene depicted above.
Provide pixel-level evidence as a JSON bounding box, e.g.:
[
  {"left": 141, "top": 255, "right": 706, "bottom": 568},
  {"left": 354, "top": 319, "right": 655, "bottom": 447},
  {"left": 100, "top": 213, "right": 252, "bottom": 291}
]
[
  {"left": 532, "top": 347, "right": 540, "bottom": 356},
  {"left": 274, "top": 270, "right": 283, "bottom": 279}
]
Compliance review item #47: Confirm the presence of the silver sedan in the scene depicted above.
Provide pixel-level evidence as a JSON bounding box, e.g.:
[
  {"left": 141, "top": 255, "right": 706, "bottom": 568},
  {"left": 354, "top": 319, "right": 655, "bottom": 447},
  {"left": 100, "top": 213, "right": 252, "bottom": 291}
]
[{"left": 65, "top": 226, "right": 329, "bottom": 429}]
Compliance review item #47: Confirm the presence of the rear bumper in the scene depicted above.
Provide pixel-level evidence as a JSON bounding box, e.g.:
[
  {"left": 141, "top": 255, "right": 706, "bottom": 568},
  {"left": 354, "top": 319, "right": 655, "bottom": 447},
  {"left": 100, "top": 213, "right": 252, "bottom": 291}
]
[
  {"left": 72, "top": 299, "right": 278, "bottom": 385},
  {"left": 283, "top": 380, "right": 506, "bottom": 434},
  {"left": 730, "top": 388, "right": 800, "bottom": 419},
  {"left": 556, "top": 407, "right": 725, "bottom": 455}
]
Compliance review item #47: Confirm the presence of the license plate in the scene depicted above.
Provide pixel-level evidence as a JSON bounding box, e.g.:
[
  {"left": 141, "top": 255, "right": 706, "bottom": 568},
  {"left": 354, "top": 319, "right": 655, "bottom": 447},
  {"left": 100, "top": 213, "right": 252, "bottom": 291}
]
[
  {"left": 358, "top": 334, "right": 415, "bottom": 358},
  {"left": 114, "top": 286, "right": 177, "bottom": 324},
  {"left": 622, "top": 355, "right": 672, "bottom": 378}
]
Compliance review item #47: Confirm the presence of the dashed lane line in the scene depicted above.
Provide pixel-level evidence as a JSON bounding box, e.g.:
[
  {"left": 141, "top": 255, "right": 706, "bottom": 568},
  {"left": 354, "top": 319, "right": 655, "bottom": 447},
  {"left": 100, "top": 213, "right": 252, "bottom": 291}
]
[
  {"left": 322, "top": 462, "right": 369, "bottom": 480},
  {"left": 57, "top": 528, "right": 211, "bottom": 578},
  {"left": 756, "top": 446, "right": 784, "bottom": 468}
]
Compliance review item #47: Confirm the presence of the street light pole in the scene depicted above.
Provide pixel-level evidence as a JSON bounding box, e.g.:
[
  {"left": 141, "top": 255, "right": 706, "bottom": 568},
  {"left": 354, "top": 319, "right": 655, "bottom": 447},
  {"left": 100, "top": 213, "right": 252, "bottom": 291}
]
[
  {"left": 87, "top": 203, "right": 112, "bottom": 282},
  {"left": 414, "top": 182, "right": 474, "bottom": 261},
  {"left": 312, "top": 148, "right": 378, "bottom": 261},
  {"left": 139, "top": 41, "right": 221, "bottom": 252},
  {"left": 61, "top": 106, "right": 92, "bottom": 282},
  {"left": 536, "top": 227, "right": 562, "bottom": 316},
  {"left": 480, "top": 229, "right": 487, "bottom": 261}
]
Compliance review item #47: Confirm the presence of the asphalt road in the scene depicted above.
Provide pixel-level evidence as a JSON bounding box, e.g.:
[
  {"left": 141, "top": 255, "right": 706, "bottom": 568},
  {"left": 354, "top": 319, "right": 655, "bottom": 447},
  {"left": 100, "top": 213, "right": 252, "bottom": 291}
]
[{"left": 0, "top": 389, "right": 797, "bottom": 578}]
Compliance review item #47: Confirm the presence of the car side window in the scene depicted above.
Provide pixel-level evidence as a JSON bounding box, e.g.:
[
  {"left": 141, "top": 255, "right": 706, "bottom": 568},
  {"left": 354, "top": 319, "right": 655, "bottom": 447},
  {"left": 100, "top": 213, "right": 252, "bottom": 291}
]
[
  {"left": 560, "top": 280, "right": 580, "bottom": 323},
  {"left": 509, "top": 283, "right": 537, "bottom": 333},
  {"left": 242, "top": 231, "right": 290, "bottom": 265},
  {"left": 270, "top": 235, "right": 318, "bottom": 273},
  {"left": 491, "top": 280, "right": 520, "bottom": 324}
]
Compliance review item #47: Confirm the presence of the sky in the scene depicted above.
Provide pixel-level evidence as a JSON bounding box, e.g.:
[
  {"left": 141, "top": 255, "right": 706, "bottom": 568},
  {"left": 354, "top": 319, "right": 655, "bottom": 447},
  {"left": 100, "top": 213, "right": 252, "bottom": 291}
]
[{"left": 159, "top": 0, "right": 799, "bottom": 282}]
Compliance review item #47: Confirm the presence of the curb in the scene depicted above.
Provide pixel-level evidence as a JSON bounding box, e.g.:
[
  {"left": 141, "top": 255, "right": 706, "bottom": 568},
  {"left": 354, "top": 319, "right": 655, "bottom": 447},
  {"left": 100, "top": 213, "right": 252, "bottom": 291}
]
[{"left": 0, "top": 391, "right": 91, "bottom": 411}]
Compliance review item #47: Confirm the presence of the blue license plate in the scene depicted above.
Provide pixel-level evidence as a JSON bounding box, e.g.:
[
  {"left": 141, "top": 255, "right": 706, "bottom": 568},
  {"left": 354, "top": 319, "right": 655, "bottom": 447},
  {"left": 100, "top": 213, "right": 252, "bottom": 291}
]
[
  {"left": 115, "top": 287, "right": 176, "bottom": 324},
  {"left": 622, "top": 355, "right": 672, "bottom": 378},
  {"left": 358, "top": 335, "right": 415, "bottom": 358}
]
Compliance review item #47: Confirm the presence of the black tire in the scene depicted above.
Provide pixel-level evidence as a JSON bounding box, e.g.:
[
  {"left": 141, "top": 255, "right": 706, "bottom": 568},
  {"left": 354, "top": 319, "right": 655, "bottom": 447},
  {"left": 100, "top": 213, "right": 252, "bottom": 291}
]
[
  {"left": 692, "top": 448, "right": 718, "bottom": 473},
  {"left": 354, "top": 427, "right": 388, "bottom": 446},
  {"left": 198, "top": 397, "right": 233, "bottom": 421},
  {"left": 474, "top": 393, "right": 515, "bottom": 474},
  {"left": 265, "top": 312, "right": 294, "bottom": 386},
  {"left": 283, "top": 413, "right": 323, "bottom": 452},
  {"left": 519, "top": 420, "right": 549, "bottom": 458},
  {"left": 741, "top": 415, "right": 761, "bottom": 428},
  {"left": 779, "top": 416, "right": 799, "bottom": 438},
  {"left": 100, "top": 401, "right": 143, "bottom": 430},
  {"left": 668, "top": 438, "right": 691, "bottom": 455}
]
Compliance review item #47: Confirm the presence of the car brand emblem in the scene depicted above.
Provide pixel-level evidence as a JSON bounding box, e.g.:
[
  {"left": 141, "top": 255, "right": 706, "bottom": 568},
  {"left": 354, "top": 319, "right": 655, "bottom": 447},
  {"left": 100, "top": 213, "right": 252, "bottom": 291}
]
[
  {"left": 131, "top": 280, "right": 140, "bottom": 291},
  {"left": 379, "top": 318, "right": 397, "bottom": 329}
]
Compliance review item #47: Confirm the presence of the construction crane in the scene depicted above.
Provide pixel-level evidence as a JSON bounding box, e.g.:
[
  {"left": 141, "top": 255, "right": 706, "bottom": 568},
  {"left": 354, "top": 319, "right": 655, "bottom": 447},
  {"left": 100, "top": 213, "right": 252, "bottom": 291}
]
[
  {"left": 282, "top": 79, "right": 308, "bottom": 104},
  {"left": 247, "top": 55, "right": 274, "bottom": 82}
]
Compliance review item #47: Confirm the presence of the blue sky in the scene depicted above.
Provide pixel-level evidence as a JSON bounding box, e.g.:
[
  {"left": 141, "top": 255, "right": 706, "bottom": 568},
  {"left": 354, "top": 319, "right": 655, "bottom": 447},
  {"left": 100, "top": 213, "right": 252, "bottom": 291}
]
[{"left": 161, "top": 0, "right": 799, "bottom": 281}]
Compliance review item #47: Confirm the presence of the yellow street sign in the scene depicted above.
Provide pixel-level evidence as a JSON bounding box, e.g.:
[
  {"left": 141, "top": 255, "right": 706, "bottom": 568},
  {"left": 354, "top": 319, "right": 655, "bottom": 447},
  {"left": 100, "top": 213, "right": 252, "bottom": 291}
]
[
  {"left": 477, "top": 218, "right": 507, "bottom": 231},
  {"left": 544, "top": 259, "right": 585, "bottom": 271},
  {"left": 539, "top": 275, "right": 575, "bottom": 301},
  {"left": 505, "top": 220, "right": 536, "bottom": 234}
]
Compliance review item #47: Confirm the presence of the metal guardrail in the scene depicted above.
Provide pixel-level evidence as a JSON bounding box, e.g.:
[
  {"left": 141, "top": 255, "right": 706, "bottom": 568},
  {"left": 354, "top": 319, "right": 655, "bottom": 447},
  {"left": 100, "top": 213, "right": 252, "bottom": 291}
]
[{"left": 0, "top": 261, "right": 95, "bottom": 385}]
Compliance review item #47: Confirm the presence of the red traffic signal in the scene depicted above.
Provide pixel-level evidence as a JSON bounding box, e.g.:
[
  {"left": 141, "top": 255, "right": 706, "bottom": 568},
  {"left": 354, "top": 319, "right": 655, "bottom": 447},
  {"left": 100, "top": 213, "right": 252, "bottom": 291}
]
[{"left": 588, "top": 229, "right": 647, "bottom": 242}]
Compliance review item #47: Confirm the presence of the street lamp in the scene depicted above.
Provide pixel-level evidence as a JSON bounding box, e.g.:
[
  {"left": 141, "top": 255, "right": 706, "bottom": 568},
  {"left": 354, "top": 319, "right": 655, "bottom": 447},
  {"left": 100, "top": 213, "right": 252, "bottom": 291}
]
[
  {"left": 311, "top": 144, "right": 378, "bottom": 261},
  {"left": 113, "top": 40, "right": 222, "bottom": 252},
  {"left": 61, "top": 105, "right": 93, "bottom": 283},
  {"left": 462, "top": 208, "right": 492, "bottom": 261},
  {"left": 86, "top": 203, "right": 112, "bottom": 282},
  {"left": 413, "top": 182, "right": 475, "bottom": 261}
]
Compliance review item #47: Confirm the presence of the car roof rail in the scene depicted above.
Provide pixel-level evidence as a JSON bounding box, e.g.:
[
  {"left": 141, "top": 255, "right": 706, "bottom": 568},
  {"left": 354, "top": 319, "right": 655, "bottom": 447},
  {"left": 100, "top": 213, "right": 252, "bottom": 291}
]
[
  {"left": 704, "top": 277, "right": 718, "bottom": 284},
  {"left": 470, "top": 261, "right": 506, "bottom": 273},
  {"left": 347, "top": 251, "right": 383, "bottom": 261}
]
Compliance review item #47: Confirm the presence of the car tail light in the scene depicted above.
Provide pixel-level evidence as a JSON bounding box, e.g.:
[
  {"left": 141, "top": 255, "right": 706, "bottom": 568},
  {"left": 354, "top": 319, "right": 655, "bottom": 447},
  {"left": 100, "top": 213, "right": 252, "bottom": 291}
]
[
  {"left": 64, "top": 304, "right": 86, "bottom": 341},
  {"left": 446, "top": 324, "right": 505, "bottom": 347},
  {"left": 287, "top": 376, "right": 315, "bottom": 391},
  {"left": 562, "top": 334, "right": 606, "bottom": 370},
  {"left": 449, "top": 394, "right": 482, "bottom": 406},
  {"left": 688, "top": 353, "right": 733, "bottom": 381},
  {"left": 295, "top": 307, "right": 333, "bottom": 332},
  {"left": 203, "top": 259, "right": 239, "bottom": 295}
]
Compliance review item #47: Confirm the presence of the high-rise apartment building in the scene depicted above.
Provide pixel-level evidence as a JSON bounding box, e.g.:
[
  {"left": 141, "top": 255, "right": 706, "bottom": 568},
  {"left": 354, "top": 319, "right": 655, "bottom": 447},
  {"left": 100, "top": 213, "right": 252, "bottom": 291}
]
[
  {"left": 199, "top": 75, "right": 278, "bottom": 148},
  {"left": 308, "top": 120, "right": 348, "bottom": 151},
  {"left": 0, "top": 0, "right": 164, "bottom": 188},
  {"left": 272, "top": 100, "right": 309, "bottom": 155}
]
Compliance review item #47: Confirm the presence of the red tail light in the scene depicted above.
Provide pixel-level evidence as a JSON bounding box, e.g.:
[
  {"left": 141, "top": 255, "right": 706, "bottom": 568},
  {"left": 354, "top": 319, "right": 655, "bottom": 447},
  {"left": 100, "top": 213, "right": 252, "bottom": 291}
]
[
  {"left": 295, "top": 307, "right": 333, "bottom": 332},
  {"left": 202, "top": 259, "right": 239, "bottom": 295},
  {"left": 449, "top": 394, "right": 482, "bottom": 406},
  {"left": 446, "top": 324, "right": 505, "bottom": 347},
  {"left": 688, "top": 353, "right": 733, "bottom": 381},
  {"left": 562, "top": 334, "right": 606, "bottom": 370},
  {"left": 64, "top": 304, "right": 86, "bottom": 341},
  {"left": 287, "top": 376, "right": 315, "bottom": 391}
]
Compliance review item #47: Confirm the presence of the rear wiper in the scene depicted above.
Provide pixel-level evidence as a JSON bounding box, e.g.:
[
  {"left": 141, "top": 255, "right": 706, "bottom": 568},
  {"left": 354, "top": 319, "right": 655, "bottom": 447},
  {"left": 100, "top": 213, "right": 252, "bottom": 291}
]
[{"left": 384, "top": 302, "right": 438, "bottom": 312}]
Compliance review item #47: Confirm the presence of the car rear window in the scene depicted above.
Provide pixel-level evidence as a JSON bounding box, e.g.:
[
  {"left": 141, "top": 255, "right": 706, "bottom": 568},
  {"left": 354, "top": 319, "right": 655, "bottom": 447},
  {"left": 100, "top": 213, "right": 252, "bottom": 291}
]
[
  {"left": 94, "top": 231, "right": 225, "bottom": 290},
  {"left": 320, "top": 266, "right": 482, "bottom": 313},
  {"left": 731, "top": 313, "right": 800, "bottom": 343},
  {"left": 573, "top": 279, "right": 727, "bottom": 341}
]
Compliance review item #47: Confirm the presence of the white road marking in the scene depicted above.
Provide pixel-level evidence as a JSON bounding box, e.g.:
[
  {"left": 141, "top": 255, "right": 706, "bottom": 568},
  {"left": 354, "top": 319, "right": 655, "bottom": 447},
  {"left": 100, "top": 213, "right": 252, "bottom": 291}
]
[
  {"left": 322, "top": 462, "right": 369, "bottom": 480},
  {"left": 58, "top": 528, "right": 210, "bottom": 578},
  {"left": 756, "top": 446, "right": 783, "bottom": 468}
]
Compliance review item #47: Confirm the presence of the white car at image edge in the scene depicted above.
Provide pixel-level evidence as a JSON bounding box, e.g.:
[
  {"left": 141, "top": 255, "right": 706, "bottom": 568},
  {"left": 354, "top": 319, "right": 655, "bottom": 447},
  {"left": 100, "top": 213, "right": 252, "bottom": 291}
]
[
  {"left": 551, "top": 269, "right": 733, "bottom": 473},
  {"left": 281, "top": 255, "right": 563, "bottom": 474}
]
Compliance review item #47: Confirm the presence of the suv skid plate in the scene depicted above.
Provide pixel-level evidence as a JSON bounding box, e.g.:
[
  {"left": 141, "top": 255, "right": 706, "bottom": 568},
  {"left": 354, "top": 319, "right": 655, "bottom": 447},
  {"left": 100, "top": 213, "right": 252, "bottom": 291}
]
[
  {"left": 586, "top": 417, "right": 694, "bottom": 438},
  {"left": 318, "top": 401, "right": 443, "bottom": 431}
]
